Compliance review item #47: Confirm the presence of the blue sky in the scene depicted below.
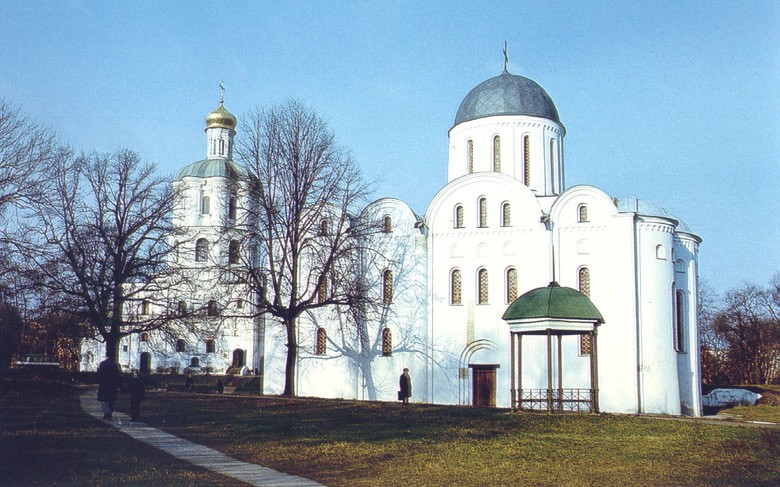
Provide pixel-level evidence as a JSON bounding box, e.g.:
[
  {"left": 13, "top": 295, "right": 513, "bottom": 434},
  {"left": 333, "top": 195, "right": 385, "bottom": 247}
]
[{"left": 1, "top": 1, "right": 777, "bottom": 298}]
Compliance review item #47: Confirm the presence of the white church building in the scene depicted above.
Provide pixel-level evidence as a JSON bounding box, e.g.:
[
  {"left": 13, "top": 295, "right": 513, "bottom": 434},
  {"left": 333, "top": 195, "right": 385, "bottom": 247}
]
[{"left": 81, "top": 62, "right": 702, "bottom": 416}]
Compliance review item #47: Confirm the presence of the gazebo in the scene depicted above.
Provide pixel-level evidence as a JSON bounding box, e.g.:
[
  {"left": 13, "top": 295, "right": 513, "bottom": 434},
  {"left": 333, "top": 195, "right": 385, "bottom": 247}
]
[{"left": 502, "top": 281, "right": 604, "bottom": 413}]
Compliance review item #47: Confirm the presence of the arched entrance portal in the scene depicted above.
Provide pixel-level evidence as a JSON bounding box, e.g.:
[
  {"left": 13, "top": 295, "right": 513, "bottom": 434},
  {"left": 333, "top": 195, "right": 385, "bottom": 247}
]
[{"left": 459, "top": 340, "right": 500, "bottom": 407}]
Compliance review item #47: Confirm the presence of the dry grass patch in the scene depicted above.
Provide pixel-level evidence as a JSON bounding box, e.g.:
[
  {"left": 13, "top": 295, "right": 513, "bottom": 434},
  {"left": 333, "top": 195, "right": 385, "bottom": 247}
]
[{"left": 125, "top": 391, "right": 780, "bottom": 486}]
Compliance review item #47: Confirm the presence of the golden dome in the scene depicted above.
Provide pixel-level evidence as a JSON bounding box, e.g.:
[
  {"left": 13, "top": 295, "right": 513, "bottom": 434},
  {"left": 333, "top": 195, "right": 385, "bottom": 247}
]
[{"left": 205, "top": 104, "right": 237, "bottom": 131}]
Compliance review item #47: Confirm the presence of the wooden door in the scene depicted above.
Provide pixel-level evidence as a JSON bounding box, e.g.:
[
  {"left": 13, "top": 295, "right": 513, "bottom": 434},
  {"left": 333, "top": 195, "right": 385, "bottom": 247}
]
[{"left": 472, "top": 365, "right": 497, "bottom": 407}]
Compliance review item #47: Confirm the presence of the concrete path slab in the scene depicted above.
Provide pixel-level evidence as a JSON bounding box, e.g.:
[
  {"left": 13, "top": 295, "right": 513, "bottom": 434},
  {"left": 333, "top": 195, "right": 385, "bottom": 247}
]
[{"left": 79, "top": 390, "right": 324, "bottom": 487}]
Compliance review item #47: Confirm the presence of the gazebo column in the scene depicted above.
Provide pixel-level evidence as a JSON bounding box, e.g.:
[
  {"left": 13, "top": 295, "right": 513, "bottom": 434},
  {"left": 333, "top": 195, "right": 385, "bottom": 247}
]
[
  {"left": 591, "top": 327, "right": 600, "bottom": 413},
  {"left": 557, "top": 334, "right": 563, "bottom": 412},
  {"left": 510, "top": 333, "right": 516, "bottom": 410},
  {"left": 517, "top": 334, "right": 523, "bottom": 410},
  {"left": 546, "top": 329, "right": 553, "bottom": 413}
]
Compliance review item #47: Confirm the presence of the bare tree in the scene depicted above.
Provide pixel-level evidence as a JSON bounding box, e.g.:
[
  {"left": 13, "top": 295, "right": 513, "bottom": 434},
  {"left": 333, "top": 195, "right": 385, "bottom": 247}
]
[
  {"left": 13, "top": 149, "right": 193, "bottom": 361},
  {"left": 235, "top": 100, "right": 372, "bottom": 396},
  {"left": 0, "top": 100, "right": 58, "bottom": 216},
  {"left": 713, "top": 273, "right": 780, "bottom": 384},
  {"left": 698, "top": 280, "right": 728, "bottom": 384},
  {"left": 315, "top": 222, "right": 430, "bottom": 400}
]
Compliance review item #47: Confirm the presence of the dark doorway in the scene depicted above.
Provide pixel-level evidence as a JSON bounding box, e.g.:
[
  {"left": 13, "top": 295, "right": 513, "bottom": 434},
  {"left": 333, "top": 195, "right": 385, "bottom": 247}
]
[
  {"left": 470, "top": 364, "right": 499, "bottom": 407},
  {"left": 232, "top": 349, "right": 245, "bottom": 368},
  {"left": 139, "top": 352, "right": 151, "bottom": 374}
]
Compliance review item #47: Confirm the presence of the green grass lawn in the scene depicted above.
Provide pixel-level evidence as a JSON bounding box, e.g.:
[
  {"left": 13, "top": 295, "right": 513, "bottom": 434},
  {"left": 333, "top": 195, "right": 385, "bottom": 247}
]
[
  {"left": 2, "top": 379, "right": 778, "bottom": 486},
  {"left": 119, "top": 387, "right": 779, "bottom": 486}
]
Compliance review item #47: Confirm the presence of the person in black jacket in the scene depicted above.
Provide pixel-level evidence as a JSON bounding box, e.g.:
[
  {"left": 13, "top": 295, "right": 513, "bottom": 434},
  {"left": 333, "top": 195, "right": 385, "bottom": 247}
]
[
  {"left": 97, "top": 356, "right": 122, "bottom": 420},
  {"left": 399, "top": 368, "right": 412, "bottom": 405}
]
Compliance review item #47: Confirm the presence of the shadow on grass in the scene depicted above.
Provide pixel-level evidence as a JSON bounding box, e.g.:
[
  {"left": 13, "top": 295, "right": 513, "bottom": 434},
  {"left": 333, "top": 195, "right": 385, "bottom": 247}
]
[{"left": 0, "top": 380, "right": 248, "bottom": 486}]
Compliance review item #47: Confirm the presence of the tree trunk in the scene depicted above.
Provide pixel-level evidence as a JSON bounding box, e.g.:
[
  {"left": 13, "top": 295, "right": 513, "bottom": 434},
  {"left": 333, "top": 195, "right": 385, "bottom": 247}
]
[{"left": 283, "top": 317, "right": 297, "bottom": 396}]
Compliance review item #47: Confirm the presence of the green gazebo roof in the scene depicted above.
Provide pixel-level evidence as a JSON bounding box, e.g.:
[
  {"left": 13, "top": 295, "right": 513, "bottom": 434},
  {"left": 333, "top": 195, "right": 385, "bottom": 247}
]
[{"left": 502, "top": 281, "right": 604, "bottom": 324}]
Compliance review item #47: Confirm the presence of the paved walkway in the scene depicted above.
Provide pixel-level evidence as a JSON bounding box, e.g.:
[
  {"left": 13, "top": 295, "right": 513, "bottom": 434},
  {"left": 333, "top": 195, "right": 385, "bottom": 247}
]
[{"left": 79, "top": 389, "right": 324, "bottom": 487}]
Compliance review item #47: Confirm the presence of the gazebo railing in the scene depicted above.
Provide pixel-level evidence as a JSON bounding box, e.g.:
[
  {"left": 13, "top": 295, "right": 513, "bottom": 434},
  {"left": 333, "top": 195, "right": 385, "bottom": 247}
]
[{"left": 512, "top": 388, "right": 594, "bottom": 413}]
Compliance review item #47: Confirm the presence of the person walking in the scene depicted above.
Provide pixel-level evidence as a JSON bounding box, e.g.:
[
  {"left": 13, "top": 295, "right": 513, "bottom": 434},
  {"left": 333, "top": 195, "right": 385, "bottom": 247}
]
[
  {"left": 129, "top": 372, "right": 145, "bottom": 422},
  {"left": 399, "top": 368, "right": 412, "bottom": 405},
  {"left": 97, "top": 355, "right": 122, "bottom": 420}
]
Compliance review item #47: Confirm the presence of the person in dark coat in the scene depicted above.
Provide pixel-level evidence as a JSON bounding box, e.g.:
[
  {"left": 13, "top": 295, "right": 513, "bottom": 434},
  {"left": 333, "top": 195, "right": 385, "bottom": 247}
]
[
  {"left": 185, "top": 374, "right": 194, "bottom": 392},
  {"left": 129, "top": 372, "right": 145, "bottom": 422},
  {"left": 97, "top": 355, "right": 122, "bottom": 420},
  {"left": 399, "top": 368, "right": 412, "bottom": 405}
]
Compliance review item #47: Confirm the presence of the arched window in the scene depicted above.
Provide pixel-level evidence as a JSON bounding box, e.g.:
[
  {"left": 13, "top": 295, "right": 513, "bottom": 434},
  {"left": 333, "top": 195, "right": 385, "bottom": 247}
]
[
  {"left": 190, "top": 357, "right": 200, "bottom": 368},
  {"left": 201, "top": 195, "right": 210, "bottom": 215},
  {"left": 228, "top": 240, "right": 240, "bottom": 264},
  {"left": 176, "top": 339, "right": 186, "bottom": 353},
  {"left": 236, "top": 298, "right": 244, "bottom": 309},
  {"left": 140, "top": 332, "right": 149, "bottom": 342},
  {"left": 478, "top": 197, "right": 487, "bottom": 228},
  {"left": 477, "top": 268, "right": 489, "bottom": 304},
  {"left": 656, "top": 244, "right": 666, "bottom": 260},
  {"left": 319, "top": 218, "right": 329, "bottom": 236},
  {"left": 578, "top": 204, "right": 588, "bottom": 223},
  {"left": 177, "top": 300, "right": 187, "bottom": 315},
  {"left": 207, "top": 300, "right": 219, "bottom": 317},
  {"left": 141, "top": 300, "right": 150, "bottom": 315},
  {"left": 674, "top": 289, "right": 685, "bottom": 352},
  {"left": 467, "top": 139, "right": 474, "bottom": 173},
  {"left": 523, "top": 134, "right": 531, "bottom": 186},
  {"left": 382, "top": 215, "right": 392, "bottom": 233},
  {"left": 578, "top": 267, "right": 591, "bottom": 298},
  {"left": 206, "top": 339, "right": 216, "bottom": 354},
  {"left": 549, "top": 139, "right": 556, "bottom": 178},
  {"left": 315, "top": 327, "right": 327, "bottom": 355},
  {"left": 382, "top": 269, "right": 393, "bottom": 304},
  {"left": 493, "top": 135, "right": 501, "bottom": 172},
  {"left": 195, "top": 238, "right": 209, "bottom": 262},
  {"left": 382, "top": 328, "right": 392, "bottom": 356},
  {"left": 451, "top": 269, "right": 462, "bottom": 305},
  {"left": 578, "top": 267, "right": 592, "bottom": 355},
  {"left": 318, "top": 277, "right": 328, "bottom": 303},
  {"left": 173, "top": 240, "right": 180, "bottom": 263},
  {"left": 228, "top": 196, "right": 237, "bottom": 220},
  {"left": 506, "top": 268, "right": 518, "bottom": 303},
  {"left": 501, "top": 202, "right": 511, "bottom": 227},
  {"left": 454, "top": 205, "right": 464, "bottom": 229}
]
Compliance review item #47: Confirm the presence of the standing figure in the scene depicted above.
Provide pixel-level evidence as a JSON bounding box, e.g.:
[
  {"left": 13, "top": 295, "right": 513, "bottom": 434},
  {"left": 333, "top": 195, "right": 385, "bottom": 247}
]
[
  {"left": 97, "top": 355, "right": 122, "bottom": 420},
  {"left": 399, "top": 368, "right": 412, "bottom": 405},
  {"left": 185, "top": 374, "right": 194, "bottom": 392},
  {"left": 129, "top": 372, "right": 145, "bottom": 422}
]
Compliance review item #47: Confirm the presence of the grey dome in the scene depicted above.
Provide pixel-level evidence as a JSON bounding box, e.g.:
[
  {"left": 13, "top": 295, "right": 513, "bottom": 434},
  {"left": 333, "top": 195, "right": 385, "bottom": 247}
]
[
  {"left": 175, "top": 158, "right": 248, "bottom": 180},
  {"left": 454, "top": 70, "right": 560, "bottom": 126}
]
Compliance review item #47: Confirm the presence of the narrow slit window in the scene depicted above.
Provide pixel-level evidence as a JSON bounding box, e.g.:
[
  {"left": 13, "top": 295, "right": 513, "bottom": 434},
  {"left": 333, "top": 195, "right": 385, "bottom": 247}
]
[
  {"left": 381, "top": 328, "right": 392, "bottom": 356},
  {"left": 451, "top": 269, "right": 462, "bottom": 305},
  {"left": 493, "top": 135, "right": 501, "bottom": 172},
  {"left": 501, "top": 202, "right": 511, "bottom": 227},
  {"left": 578, "top": 204, "right": 588, "bottom": 223},
  {"left": 478, "top": 268, "right": 489, "bottom": 304},
  {"left": 467, "top": 139, "right": 474, "bottom": 173},
  {"left": 228, "top": 240, "right": 240, "bottom": 264},
  {"left": 478, "top": 197, "right": 487, "bottom": 228},
  {"left": 315, "top": 328, "right": 327, "bottom": 355},
  {"left": 506, "top": 268, "right": 518, "bottom": 303},
  {"left": 382, "top": 269, "right": 393, "bottom": 304},
  {"left": 382, "top": 215, "right": 392, "bottom": 233},
  {"left": 523, "top": 135, "right": 531, "bottom": 186},
  {"left": 195, "top": 238, "right": 209, "bottom": 262}
]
